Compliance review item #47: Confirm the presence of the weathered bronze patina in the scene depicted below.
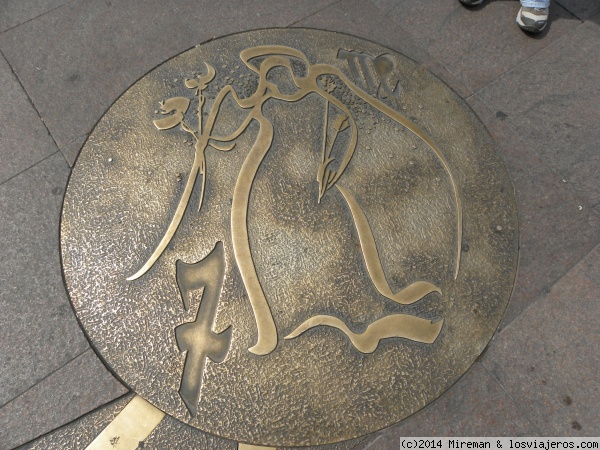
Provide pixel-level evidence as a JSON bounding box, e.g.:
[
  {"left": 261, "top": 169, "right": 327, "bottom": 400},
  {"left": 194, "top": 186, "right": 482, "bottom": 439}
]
[{"left": 61, "top": 28, "right": 518, "bottom": 447}]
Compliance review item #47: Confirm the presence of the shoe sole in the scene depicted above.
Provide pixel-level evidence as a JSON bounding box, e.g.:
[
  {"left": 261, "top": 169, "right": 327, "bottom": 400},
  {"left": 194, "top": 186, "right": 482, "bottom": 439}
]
[
  {"left": 516, "top": 9, "right": 548, "bottom": 33},
  {"left": 516, "top": 18, "right": 548, "bottom": 33}
]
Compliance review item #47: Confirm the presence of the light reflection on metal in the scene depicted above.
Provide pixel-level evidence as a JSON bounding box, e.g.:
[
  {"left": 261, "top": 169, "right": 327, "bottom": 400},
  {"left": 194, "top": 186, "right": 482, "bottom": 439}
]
[
  {"left": 175, "top": 242, "right": 232, "bottom": 416},
  {"left": 238, "top": 444, "right": 275, "bottom": 450}
]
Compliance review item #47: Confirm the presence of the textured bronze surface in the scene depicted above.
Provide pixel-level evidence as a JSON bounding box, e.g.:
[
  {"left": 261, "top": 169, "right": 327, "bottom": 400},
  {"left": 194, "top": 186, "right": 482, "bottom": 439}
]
[{"left": 61, "top": 28, "right": 519, "bottom": 447}]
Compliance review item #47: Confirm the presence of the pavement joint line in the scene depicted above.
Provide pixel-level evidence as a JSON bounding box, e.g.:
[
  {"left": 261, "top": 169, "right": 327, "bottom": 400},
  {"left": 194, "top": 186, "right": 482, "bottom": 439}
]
[
  {"left": 59, "top": 132, "right": 91, "bottom": 167},
  {"left": 470, "top": 17, "right": 585, "bottom": 100},
  {"left": 0, "top": 0, "right": 81, "bottom": 36},
  {"left": 560, "top": 241, "right": 600, "bottom": 284},
  {"left": 554, "top": 0, "right": 586, "bottom": 23},
  {"left": 366, "top": 0, "right": 473, "bottom": 99},
  {"left": 433, "top": 62, "right": 472, "bottom": 99},
  {"left": 349, "top": 437, "right": 369, "bottom": 449},
  {"left": 467, "top": 94, "right": 596, "bottom": 208},
  {"left": 287, "top": 0, "right": 345, "bottom": 27},
  {"left": 358, "top": 433, "right": 383, "bottom": 450},
  {"left": 57, "top": 147, "right": 71, "bottom": 168},
  {"left": 16, "top": 391, "right": 133, "bottom": 450},
  {"left": 0, "top": 149, "right": 62, "bottom": 188},
  {"left": 0, "top": 48, "right": 62, "bottom": 154},
  {"left": 480, "top": 360, "right": 544, "bottom": 437},
  {"left": 0, "top": 346, "right": 90, "bottom": 411},
  {"left": 488, "top": 234, "right": 600, "bottom": 345},
  {"left": 63, "top": 131, "right": 91, "bottom": 148}
]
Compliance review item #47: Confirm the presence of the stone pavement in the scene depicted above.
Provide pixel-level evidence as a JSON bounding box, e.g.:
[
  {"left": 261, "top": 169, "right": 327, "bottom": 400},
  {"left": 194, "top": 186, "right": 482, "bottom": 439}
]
[{"left": 0, "top": 0, "right": 598, "bottom": 448}]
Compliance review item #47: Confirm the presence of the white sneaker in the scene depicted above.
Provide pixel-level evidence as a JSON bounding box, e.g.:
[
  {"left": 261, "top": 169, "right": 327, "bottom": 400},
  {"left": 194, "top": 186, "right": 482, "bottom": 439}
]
[{"left": 516, "top": 7, "right": 549, "bottom": 33}]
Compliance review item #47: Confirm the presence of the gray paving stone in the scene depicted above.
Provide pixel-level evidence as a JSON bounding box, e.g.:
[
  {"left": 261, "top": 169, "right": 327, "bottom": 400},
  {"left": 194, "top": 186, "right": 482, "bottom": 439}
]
[
  {"left": 0, "top": 153, "right": 90, "bottom": 407},
  {"left": 0, "top": 0, "right": 338, "bottom": 165},
  {"left": 18, "top": 394, "right": 135, "bottom": 450},
  {"left": 0, "top": 349, "right": 128, "bottom": 450},
  {"left": 477, "top": 20, "right": 600, "bottom": 207},
  {"left": 0, "top": 0, "right": 71, "bottom": 33},
  {"left": 294, "top": 0, "right": 471, "bottom": 98},
  {"left": 483, "top": 247, "right": 600, "bottom": 436},
  {"left": 556, "top": 0, "right": 600, "bottom": 21},
  {"left": 370, "top": 0, "right": 580, "bottom": 93},
  {"left": 353, "top": 363, "right": 538, "bottom": 449},
  {"left": 468, "top": 96, "right": 600, "bottom": 328},
  {"left": 576, "top": 243, "right": 599, "bottom": 284},
  {"left": 0, "top": 53, "right": 58, "bottom": 185}
]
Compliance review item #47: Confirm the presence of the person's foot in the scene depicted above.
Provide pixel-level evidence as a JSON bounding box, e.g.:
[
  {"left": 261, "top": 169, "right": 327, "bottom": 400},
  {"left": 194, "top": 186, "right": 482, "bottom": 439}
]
[
  {"left": 459, "top": 0, "right": 484, "bottom": 6},
  {"left": 516, "top": 7, "right": 549, "bottom": 33}
]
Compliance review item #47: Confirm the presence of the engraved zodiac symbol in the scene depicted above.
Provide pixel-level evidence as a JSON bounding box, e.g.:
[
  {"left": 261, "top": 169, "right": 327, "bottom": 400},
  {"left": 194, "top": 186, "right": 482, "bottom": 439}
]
[
  {"left": 127, "top": 46, "right": 462, "bottom": 413},
  {"left": 337, "top": 49, "right": 400, "bottom": 99}
]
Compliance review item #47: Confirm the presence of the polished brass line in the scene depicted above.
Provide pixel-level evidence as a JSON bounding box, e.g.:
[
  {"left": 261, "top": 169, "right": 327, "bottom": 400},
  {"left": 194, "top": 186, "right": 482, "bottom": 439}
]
[
  {"left": 127, "top": 151, "right": 203, "bottom": 281},
  {"left": 321, "top": 81, "right": 330, "bottom": 166},
  {"left": 85, "top": 395, "right": 165, "bottom": 450},
  {"left": 336, "top": 185, "right": 441, "bottom": 304},
  {"left": 238, "top": 444, "right": 276, "bottom": 450},
  {"left": 128, "top": 85, "right": 251, "bottom": 281},
  {"left": 285, "top": 314, "right": 444, "bottom": 352},
  {"left": 231, "top": 115, "right": 278, "bottom": 355},
  {"left": 311, "top": 63, "right": 462, "bottom": 279}
]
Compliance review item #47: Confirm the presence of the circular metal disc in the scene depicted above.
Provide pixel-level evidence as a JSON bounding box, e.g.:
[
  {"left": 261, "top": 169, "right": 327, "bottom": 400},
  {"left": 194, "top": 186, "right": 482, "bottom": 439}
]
[{"left": 61, "top": 28, "right": 518, "bottom": 447}]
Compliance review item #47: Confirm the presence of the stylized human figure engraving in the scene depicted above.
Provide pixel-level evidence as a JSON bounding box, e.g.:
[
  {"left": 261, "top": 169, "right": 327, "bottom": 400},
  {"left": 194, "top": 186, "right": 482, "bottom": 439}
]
[
  {"left": 337, "top": 49, "right": 400, "bottom": 99},
  {"left": 175, "top": 242, "right": 232, "bottom": 416},
  {"left": 128, "top": 45, "right": 462, "bottom": 359}
]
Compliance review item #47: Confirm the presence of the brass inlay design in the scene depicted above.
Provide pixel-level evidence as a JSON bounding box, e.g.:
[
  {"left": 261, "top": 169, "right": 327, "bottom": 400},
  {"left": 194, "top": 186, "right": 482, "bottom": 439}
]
[
  {"left": 85, "top": 395, "right": 165, "bottom": 450},
  {"left": 127, "top": 63, "right": 217, "bottom": 281},
  {"left": 335, "top": 185, "right": 441, "bottom": 305},
  {"left": 175, "top": 242, "right": 232, "bottom": 416},
  {"left": 285, "top": 184, "right": 443, "bottom": 351},
  {"left": 61, "top": 29, "right": 519, "bottom": 446},
  {"left": 127, "top": 45, "right": 462, "bottom": 364},
  {"left": 286, "top": 315, "right": 443, "bottom": 353}
]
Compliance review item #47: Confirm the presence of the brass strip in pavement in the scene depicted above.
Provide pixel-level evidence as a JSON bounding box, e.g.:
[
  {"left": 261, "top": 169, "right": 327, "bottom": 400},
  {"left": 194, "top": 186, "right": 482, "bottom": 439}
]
[{"left": 85, "top": 395, "right": 165, "bottom": 449}]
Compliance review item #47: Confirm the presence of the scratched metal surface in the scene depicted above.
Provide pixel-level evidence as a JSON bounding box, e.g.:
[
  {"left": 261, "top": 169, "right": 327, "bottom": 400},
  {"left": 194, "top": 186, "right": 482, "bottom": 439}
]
[{"left": 61, "top": 29, "right": 518, "bottom": 446}]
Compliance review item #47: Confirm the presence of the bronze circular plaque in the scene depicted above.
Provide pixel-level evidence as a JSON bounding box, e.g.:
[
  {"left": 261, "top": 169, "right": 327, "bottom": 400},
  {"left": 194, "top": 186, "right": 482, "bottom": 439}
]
[{"left": 61, "top": 28, "right": 518, "bottom": 446}]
